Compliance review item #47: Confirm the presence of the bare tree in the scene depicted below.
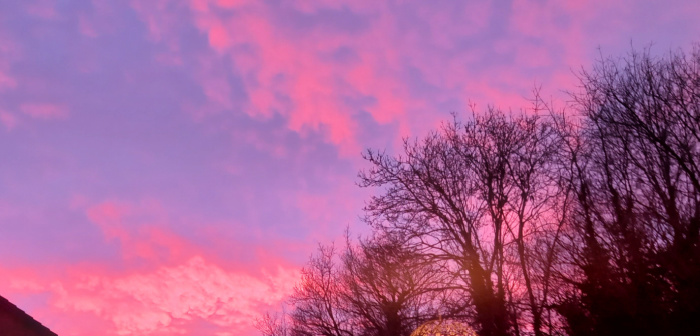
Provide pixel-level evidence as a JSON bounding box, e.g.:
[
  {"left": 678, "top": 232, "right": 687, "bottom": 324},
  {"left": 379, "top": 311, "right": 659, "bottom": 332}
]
[
  {"left": 259, "top": 43, "right": 700, "bottom": 336},
  {"left": 260, "top": 234, "right": 454, "bottom": 336},
  {"left": 360, "top": 110, "right": 566, "bottom": 336},
  {"left": 556, "top": 45, "right": 700, "bottom": 336},
  {"left": 288, "top": 244, "right": 353, "bottom": 336},
  {"left": 255, "top": 312, "right": 290, "bottom": 336},
  {"left": 340, "top": 233, "right": 459, "bottom": 336}
]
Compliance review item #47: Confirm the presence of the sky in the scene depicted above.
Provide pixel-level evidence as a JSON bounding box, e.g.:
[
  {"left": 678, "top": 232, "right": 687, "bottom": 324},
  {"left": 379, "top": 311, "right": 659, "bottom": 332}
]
[{"left": 0, "top": 1, "right": 698, "bottom": 335}]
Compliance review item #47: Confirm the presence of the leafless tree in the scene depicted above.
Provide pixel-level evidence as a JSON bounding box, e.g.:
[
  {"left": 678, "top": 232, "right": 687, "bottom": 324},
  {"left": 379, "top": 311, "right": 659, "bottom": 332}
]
[
  {"left": 360, "top": 110, "right": 566, "bottom": 336},
  {"left": 287, "top": 244, "right": 352, "bottom": 336},
  {"left": 259, "top": 43, "right": 700, "bottom": 336},
  {"left": 555, "top": 45, "right": 700, "bottom": 336},
  {"left": 339, "top": 233, "right": 456, "bottom": 336},
  {"left": 255, "top": 312, "right": 290, "bottom": 336},
  {"left": 258, "top": 234, "right": 455, "bottom": 336}
]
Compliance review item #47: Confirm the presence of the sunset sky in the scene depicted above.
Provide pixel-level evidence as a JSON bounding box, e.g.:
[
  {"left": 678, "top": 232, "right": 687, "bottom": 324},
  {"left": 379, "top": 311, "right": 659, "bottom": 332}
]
[{"left": 0, "top": 1, "right": 698, "bottom": 335}]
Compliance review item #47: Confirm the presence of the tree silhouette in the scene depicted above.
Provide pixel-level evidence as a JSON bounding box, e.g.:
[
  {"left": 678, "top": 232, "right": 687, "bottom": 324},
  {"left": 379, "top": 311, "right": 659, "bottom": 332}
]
[
  {"left": 258, "top": 43, "right": 700, "bottom": 336},
  {"left": 258, "top": 233, "right": 452, "bottom": 336},
  {"left": 556, "top": 45, "right": 700, "bottom": 336},
  {"left": 360, "top": 110, "right": 566, "bottom": 336}
]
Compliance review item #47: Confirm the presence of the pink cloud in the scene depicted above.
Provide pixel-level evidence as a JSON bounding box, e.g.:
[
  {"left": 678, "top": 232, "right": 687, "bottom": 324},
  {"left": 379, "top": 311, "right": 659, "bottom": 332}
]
[
  {"left": 146, "top": 1, "right": 426, "bottom": 154},
  {"left": 130, "top": 0, "right": 186, "bottom": 67},
  {"left": 78, "top": 13, "right": 99, "bottom": 38},
  {"left": 0, "top": 109, "right": 18, "bottom": 130},
  {"left": 129, "top": 0, "right": 176, "bottom": 42},
  {"left": 0, "top": 255, "right": 299, "bottom": 336},
  {"left": 221, "top": 0, "right": 254, "bottom": 8},
  {"left": 25, "top": 0, "right": 59, "bottom": 20},
  {"left": 207, "top": 21, "right": 230, "bottom": 52},
  {"left": 86, "top": 200, "right": 193, "bottom": 262},
  {"left": 514, "top": 43, "right": 553, "bottom": 69},
  {"left": 20, "top": 103, "right": 69, "bottom": 120},
  {"left": 0, "top": 196, "right": 303, "bottom": 335},
  {"left": 0, "top": 71, "right": 15, "bottom": 90},
  {"left": 0, "top": 33, "right": 19, "bottom": 91},
  {"left": 48, "top": 256, "right": 299, "bottom": 335},
  {"left": 133, "top": 0, "right": 552, "bottom": 156},
  {"left": 83, "top": 195, "right": 308, "bottom": 277},
  {"left": 74, "top": 1, "right": 123, "bottom": 39}
]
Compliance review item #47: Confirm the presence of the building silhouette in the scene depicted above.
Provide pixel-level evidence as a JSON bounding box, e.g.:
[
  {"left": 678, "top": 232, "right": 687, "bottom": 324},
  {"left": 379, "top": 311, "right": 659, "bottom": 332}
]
[{"left": 0, "top": 295, "right": 57, "bottom": 336}]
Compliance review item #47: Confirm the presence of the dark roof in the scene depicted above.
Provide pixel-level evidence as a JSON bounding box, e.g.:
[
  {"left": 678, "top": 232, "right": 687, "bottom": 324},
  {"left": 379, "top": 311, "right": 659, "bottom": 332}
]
[{"left": 0, "top": 295, "right": 57, "bottom": 336}]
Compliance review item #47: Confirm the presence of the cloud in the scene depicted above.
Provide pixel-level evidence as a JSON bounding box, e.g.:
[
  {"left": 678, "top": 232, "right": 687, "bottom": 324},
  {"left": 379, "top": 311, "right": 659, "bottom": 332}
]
[
  {"left": 0, "top": 256, "right": 299, "bottom": 336},
  {"left": 76, "top": 199, "right": 304, "bottom": 332},
  {"left": 48, "top": 256, "right": 299, "bottom": 335},
  {"left": 25, "top": 0, "right": 59, "bottom": 20},
  {"left": 131, "top": 0, "right": 438, "bottom": 155},
  {"left": 130, "top": 0, "right": 590, "bottom": 157},
  {"left": 20, "top": 103, "right": 69, "bottom": 120},
  {"left": 0, "top": 71, "right": 15, "bottom": 90},
  {"left": 86, "top": 200, "right": 193, "bottom": 262},
  {"left": 0, "top": 199, "right": 302, "bottom": 336},
  {"left": 0, "top": 109, "right": 18, "bottom": 130},
  {"left": 0, "top": 31, "right": 19, "bottom": 91}
]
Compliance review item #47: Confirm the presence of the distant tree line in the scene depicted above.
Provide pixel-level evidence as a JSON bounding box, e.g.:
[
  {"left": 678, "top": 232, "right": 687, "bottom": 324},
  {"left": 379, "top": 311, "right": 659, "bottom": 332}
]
[{"left": 256, "top": 45, "right": 700, "bottom": 336}]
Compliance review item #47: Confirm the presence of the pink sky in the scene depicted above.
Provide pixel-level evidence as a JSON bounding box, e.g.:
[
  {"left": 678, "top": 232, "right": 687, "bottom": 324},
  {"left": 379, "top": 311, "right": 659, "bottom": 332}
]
[{"left": 0, "top": 1, "right": 698, "bottom": 335}]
